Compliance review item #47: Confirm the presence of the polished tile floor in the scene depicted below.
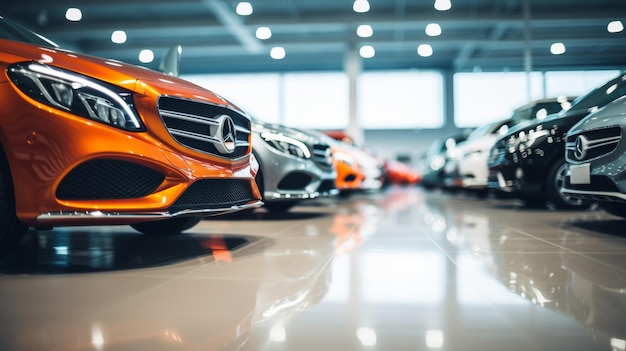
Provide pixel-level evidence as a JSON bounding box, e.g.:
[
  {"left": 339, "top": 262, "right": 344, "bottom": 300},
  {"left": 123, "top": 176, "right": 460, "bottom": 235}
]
[{"left": 1, "top": 186, "right": 625, "bottom": 351}]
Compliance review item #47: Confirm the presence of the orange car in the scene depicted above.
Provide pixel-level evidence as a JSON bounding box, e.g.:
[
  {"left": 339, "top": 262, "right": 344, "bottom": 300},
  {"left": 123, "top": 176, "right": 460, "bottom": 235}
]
[{"left": 0, "top": 16, "right": 262, "bottom": 250}]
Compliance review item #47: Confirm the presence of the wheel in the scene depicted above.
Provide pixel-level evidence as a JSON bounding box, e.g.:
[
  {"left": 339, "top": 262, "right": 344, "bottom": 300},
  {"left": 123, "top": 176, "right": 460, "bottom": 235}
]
[
  {"left": 264, "top": 201, "right": 297, "bottom": 213},
  {"left": 598, "top": 201, "right": 626, "bottom": 219},
  {"left": 545, "top": 159, "right": 593, "bottom": 209},
  {"left": 131, "top": 217, "right": 202, "bottom": 236},
  {"left": 0, "top": 149, "right": 27, "bottom": 254}
]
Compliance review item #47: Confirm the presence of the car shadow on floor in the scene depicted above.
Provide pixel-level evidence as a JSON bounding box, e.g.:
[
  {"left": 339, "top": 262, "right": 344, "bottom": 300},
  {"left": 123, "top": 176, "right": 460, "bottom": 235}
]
[{"left": 0, "top": 229, "right": 268, "bottom": 275}]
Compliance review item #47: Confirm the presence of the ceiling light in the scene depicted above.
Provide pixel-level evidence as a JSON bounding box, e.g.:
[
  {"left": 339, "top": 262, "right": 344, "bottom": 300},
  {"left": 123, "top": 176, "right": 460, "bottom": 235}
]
[
  {"left": 434, "top": 0, "right": 451, "bottom": 11},
  {"left": 357, "top": 24, "right": 373, "bottom": 38},
  {"left": 111, "top": 30, "right": 127, "bottom": 44},
  {"left": 270, "top": 47, "right": 286, "bottom": 60},
  {"left": 65, "top": 8, "right": 82, "bottom": 21},
  {"left": 236, "top": 2, "right": 253, "bottom": 16},
  {"left": 256, "top": 27, "right": 272, "bottom": 40},
  {"left": 550, "top": 42, "right": 566, "bottom": 55},
  {"left": 425, "top": 23, "right": 441, "bottom": 36},
  {"left": 417, "top": 44, "right": 433, "bottom": 57},
  {"left": 353, "top": 0, "right": 370, "bottom": 13},
  {"left": 359, "top": 45, "right": 375, "bottom": 58},
  {"left": 138, "top": 49, "right": 154, "bottom": 63},
  {"left": 608, "top": 20, "right": 624, "bottom": 33}
]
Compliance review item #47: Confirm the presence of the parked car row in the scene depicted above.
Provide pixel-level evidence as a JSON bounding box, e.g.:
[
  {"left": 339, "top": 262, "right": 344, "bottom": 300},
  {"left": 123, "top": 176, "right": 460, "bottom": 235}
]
[
  {"left": 424, "top": 72, "right": 626, "bottom": 220},
  {"left": 0, "top": 16, "right": 395, "bottom": 254}
]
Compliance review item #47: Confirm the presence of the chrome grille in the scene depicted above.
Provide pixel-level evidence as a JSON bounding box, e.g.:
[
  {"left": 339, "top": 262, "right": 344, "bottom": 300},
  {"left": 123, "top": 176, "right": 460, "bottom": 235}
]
[
  {"left": 158, "top": 96, "right": 251, "bottom": 159},
  {"left": 312, "top": 143, "right": 333, "bottom": 170},
  {"left": 565, "top": 126, "right": 621, "bottom": 163}
]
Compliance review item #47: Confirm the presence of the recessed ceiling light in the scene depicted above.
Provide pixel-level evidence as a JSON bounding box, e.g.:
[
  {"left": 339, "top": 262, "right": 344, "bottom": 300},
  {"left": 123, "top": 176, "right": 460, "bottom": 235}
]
[
  {"left": 550, "top": 42, "right": 566, "bottom": 55},
  {"left": 359, "top": 45, "right": 375, "bottom": 58},
  {"left": 111, "top": 30, "right": 127, "bottom": 44},
  {"left": 270, "top": 47, "right": 286, "bottom": 60},
  {"left": 608, "top": 20, "right": 624, "bottom": 33},
  {"left": 417, "top": 44, "right": 433, "bottom": 57},
  {"left": 353, "top": 0, "right": 370, "bottom": 13},
  {"left": 256, "top": 27, "right": 272, "bottom": 40},
  {"left": 434, "top": 0, "right": 451, "bottom": 11},
  {"left": 139, "top": 49, "right": 154, "bottom": 63},
  {"left": 357, "top": 24, "right": 373, "bottom": 38},
  {"left": 65, "top": 8, "right": 82, "bottom": 21},
  {"left": 236, "top": 2, "right": 253, "bottom": 16},
  {"left": 425, "top": 23, "right": 441, "bottom": 36}
]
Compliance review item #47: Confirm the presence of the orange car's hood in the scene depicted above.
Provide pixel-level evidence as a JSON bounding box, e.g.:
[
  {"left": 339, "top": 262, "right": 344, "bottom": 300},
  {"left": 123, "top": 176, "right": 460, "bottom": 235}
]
[{"left": 0, "top": 40, "right": 245, "bottom": 114}]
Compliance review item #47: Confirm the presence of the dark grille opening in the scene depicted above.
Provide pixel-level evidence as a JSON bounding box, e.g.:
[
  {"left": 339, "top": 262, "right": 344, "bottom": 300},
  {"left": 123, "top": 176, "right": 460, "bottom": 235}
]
[
  {"left": 343, "top": 174, "right": 357, "bottom": 182},
  {"left": 566, "top": 126, "right": 622, "bottom": 162},
  {"left": 56, "top": 159, "right": 164, "bottom": 200},
  {"left": 277, "top": 172, "right": 312, "bottom": 190},
  {"left": 169, "top": 179, "right": 253, "bottom": 213},
  {"left": 317, "top": 179, "right": 337, "bottom": 193}
]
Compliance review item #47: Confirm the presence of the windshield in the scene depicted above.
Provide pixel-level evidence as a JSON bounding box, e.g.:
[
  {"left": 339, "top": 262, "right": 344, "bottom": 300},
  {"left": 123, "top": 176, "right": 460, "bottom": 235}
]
[
  {"left": 560, "top": 73, "right": 626, "bottom": 115},
  {"left": 0, "top": 16, "right": 59, "bottom": 47}
]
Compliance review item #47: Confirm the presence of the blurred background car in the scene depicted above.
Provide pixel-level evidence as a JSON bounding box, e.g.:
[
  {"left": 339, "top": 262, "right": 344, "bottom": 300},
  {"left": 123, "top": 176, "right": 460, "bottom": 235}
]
[
  {"left": 0, "top": 16, "right": 262, "bottom": 252},
  {"left": 442, "top": 118, "right": 511, "bottom": 194},
  {"left": 419, "top": 130, "right": 474, "bottom": 190},
  {"left": 251, "top": 119, "right": 338, "bottom": 212},
  {"left": 488, "top": 74, "right": 626, "bottom": 209},
  {"left": 562, "top": 95, "right": 626, "bottom": 217}
]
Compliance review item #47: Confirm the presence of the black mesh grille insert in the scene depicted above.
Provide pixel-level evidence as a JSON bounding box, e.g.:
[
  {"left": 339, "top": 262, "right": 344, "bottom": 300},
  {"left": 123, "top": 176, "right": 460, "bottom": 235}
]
[
  {"left": 56, "top": 159, "right": 164, "bottom": 200},
  {"left": 169, "top": 179, "right": 253, "bottom": 213}
]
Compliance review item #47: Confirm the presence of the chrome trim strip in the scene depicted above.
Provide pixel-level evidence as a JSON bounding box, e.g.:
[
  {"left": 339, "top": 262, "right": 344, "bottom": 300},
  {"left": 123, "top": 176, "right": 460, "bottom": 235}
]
[
  {"left": 561, "top": 188, "right": 626, "bottom": 201},
  {"left": 265, "top": 189, "right": 339, "bottom": 200},
  {"left": 36, "top": 201, "right": 264, "bottom": 223}
]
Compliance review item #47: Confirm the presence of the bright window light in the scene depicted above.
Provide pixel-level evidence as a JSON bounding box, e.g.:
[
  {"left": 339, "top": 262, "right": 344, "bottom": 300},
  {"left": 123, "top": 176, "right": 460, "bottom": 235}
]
[
  {"left": 426, "top": 330, "right": 444, "bottom": 348},
  {"left": 417, "top": 44, "right": 433, "bottom": 57},
  {"left": 550, "top": 42, "right": 566, "bottom": 55},
  {"left": 434, "top": 0, "right": 451, "bottom": 11},
  {"left": 608, "top": 20, "right": 624, "bottom": 33},
  {"left": 111, "top": 30, "right": 127, "bottom": 44},
  {"left": 425, "top": 23, "right": 441, "bottom": 36},
  {"left": 256, "top": 27, "right": 272, "bottom": 40},
  {"left": 357, "top": 24, "right": 373, "bottom": 38},
  {"left": 353, "top": 0, "right": 370, "bottom": 13},
  {"left": 138, "top": 49, "right": 154, "bottom": 63},
  {"left": 359, "top": 45, "right": 375, "bottom": 58},
  {"left": 236, "top": 2, "right": 253, "bottom": 16},
  {"left": 65, "top": 8, "right": 82, "bottom": 21},
  {"left": 356, "top": 327, "right": 377, "bottom": 346},
  {"left": 270, "top": 47, "right": 286, "bottom": 59}
]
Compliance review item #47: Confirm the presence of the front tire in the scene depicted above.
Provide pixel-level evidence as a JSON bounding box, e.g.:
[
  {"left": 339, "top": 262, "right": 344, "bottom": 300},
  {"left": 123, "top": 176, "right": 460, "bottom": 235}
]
[
  {"left": 131, "top": 217, "right": 202, "bottom": 236},
  {"left": 545, "top": 160, "right": 593, "bottom": 210},
  {"left": 0, "top": 149, "right": 27, "bottom": 254}
]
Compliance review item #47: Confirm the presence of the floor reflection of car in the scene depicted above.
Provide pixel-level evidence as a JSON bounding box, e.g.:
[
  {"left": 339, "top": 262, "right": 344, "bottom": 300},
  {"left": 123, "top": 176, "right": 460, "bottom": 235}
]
[
  {"left": 443, "top": 118, "right": 511, "bottom": 193},
  {"left": 488, "top": 75, "right": 626, "bottom": 209},
  {"left": 562, "top": 94, "right": 626, "bottom": 217},
  {"left": 0, "top": 16, "right": 263, "bottom": 251},
  {"left": 251, "top": 119, "right": 338, "bottom": 212}
]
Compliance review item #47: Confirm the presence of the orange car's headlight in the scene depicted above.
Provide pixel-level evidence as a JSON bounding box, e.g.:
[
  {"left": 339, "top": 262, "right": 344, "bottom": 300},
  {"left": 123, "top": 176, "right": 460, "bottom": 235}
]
[{"left": 7, "top": 62, "right": 144, "bottom": 131}]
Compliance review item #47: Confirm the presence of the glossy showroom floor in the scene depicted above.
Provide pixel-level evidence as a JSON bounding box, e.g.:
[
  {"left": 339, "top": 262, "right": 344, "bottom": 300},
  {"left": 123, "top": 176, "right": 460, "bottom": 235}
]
[{"left": 0, "top": 186, "right": 625, "bottom": 351}]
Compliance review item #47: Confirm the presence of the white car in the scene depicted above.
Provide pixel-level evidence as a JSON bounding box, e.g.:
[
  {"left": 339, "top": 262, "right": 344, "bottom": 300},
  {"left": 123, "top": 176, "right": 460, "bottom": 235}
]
[{"left": 444, "top": 119, "right": 511, "bottom": 191}]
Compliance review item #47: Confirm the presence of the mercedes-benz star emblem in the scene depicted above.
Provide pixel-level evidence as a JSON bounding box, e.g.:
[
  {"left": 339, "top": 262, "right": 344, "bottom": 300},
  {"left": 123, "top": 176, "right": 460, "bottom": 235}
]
[
  {"left": 213, "top": 115, "right": 237, "bottom": 154},
  {"left": 574, "top": 135, "right": 589, "bottom": 161}
]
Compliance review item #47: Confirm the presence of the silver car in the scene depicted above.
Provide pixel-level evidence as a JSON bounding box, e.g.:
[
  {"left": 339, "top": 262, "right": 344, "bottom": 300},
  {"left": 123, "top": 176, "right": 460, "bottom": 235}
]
[{"left": 252, "top": 120, "right": 338, "bottom": 212}]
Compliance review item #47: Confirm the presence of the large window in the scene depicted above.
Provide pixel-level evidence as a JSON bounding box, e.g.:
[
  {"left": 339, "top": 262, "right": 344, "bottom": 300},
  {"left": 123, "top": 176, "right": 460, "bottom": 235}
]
[
  {"left": 182, "top": 73, "right": 281, "bottom": 123},
  {"left": 358, "top": 71, "right": 444, "bottom": 129},
  {"left": 544, "top": 70, "right": 621, "bottom": 97},
  {"left": 282, "top": 72, "right": 349, "bottom": 129},
  {"left": 454, "top": 72, "right": 544, "bottom": 128}
]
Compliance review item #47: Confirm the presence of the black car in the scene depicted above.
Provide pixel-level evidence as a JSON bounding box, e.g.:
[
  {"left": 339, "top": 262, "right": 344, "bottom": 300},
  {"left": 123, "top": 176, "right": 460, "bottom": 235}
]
[
  {"left": 487, "top": 73, "right": 626, "bottom": 208},
  {"left": 561, "top": 94, "right": 626, "bottom": 217}
]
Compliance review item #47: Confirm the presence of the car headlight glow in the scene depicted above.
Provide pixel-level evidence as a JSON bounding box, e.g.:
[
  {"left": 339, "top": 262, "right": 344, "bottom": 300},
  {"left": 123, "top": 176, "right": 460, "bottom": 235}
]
[
  {"left": 260, "top": 132, "right": 311, "bottom": 159},
  {"left": 7, "top": 62, "right": 143, "bottom": 131}
]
